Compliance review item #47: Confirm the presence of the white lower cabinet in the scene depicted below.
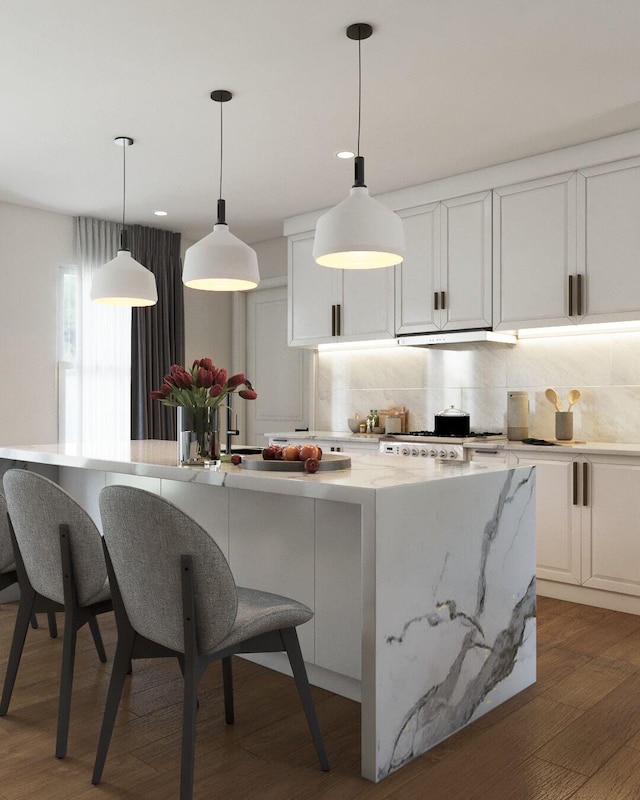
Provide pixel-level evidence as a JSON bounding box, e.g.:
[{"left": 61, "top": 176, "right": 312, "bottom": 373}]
[{"left": 509, "top": 450, "right": 640, "bottom": 597}]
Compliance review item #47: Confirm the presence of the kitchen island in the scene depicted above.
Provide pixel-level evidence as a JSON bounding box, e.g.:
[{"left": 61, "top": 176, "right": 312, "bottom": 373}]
[{"left": 0, "top": 441, "right": 536, "bottom": 782}]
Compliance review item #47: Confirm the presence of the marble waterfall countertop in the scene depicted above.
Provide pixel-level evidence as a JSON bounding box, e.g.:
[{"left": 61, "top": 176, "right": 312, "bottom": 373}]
[
  {"left": 0, "top": 440, "right": 510, "bottom": 502},
  {"left": 0, "top": 439, "right": 536, "bottom": 783}
]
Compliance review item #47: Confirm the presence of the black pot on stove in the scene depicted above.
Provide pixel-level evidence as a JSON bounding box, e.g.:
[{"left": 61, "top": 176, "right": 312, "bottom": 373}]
[{"left": 434, "top": 406, "right": 471, "bottom": 437}]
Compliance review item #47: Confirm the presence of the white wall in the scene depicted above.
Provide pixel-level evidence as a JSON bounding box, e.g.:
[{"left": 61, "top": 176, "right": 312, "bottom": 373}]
[
  {"left": 252, "top": 237, "right": 287, "bottom": 280},
  {"left": 316, "top": 332, "right": 640, "bottom": 443},
  {"left": 0, "top": 202, "right": 75, "bottom": 444}
]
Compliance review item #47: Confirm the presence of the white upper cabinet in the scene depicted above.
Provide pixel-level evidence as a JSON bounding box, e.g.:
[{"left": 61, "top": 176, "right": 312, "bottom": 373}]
[
  {"left": 288, "top": 231, "right": 395, "bottom": 347},
  {"left": 395, "top": 191, "right": 492, "bottom": 335},
  {"left": 578, "top": 156, "right": 640, "bottom": 324},
  {"left": 493, "top": 173, "right": 578, "bottom": 330}
]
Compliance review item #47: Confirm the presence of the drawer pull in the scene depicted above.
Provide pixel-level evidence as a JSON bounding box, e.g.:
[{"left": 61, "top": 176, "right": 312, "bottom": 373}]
[
  {"left": 441, "top": 291, "right": 446, "bottom": 310},
  {"left": 572, "top": 461, "right": 578, "bottom": 505},
  {"left": 331, "top": 304, "right": 336, "bottom": 336},
  {"left": 434, "top": 292, "right": 439, "bottom": 311},
  {"left": 583, "top": 461, "right": 588, "bottom": 506},
  {"left": 577, "top": 274, "right": 583, "bottom": 317},
  {"left": 568, "top": 275, "right": 574, "bottom": 316}
]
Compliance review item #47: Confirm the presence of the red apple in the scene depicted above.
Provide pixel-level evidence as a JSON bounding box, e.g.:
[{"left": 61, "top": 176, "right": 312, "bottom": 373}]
[
  {"left": 282, "top": 445, "right": 301, "bottom": 461},
  {"left": 230, "top": 454, "right": 242, "bottom": 465},
  {"left": 262, "top": 446, "right": 277, "bottom": 460},
  {"left": 299, "top": 444, "right": 321, "bottom": 461},
  {"left": 304, "top": 457, "right": 320, "bottom": 473}
]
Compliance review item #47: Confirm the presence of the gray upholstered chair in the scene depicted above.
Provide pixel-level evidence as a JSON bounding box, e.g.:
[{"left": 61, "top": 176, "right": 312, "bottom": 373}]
[
  {"left": 0, "top": 490, "right": 57, "bottom": 637},
  {"left": 0, "top": 470, "right": 112, "bottom": 759},
  {"left": 92, "top": 485, "right": 329, "bottom": 800}
]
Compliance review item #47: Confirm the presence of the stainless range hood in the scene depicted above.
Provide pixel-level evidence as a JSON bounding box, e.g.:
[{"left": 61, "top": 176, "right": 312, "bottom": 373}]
[{"left": 397, "top": 331, "right": 517, "bottom": 347}]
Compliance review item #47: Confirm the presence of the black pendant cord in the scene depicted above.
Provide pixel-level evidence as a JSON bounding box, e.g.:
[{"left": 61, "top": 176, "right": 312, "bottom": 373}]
[
  {"left": 216, "top": 95, "right": 226, "bottom": 225},
  {"left": 357, "top": 34, "right": 362, "bottom": 159},
  {"left": 219, "top": 98, "right": 224, "bottom": 203}
]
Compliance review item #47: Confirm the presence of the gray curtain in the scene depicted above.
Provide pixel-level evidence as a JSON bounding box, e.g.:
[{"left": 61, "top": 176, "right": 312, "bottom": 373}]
[{"left": 130, "top": 225, "right": 184, "bottom": 440}]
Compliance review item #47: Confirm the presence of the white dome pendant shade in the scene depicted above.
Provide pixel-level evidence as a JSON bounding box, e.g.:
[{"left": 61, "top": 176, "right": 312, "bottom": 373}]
[
  {"left": 313, "top": 159, "right": 405, "bottom": 269},
  {"left": 182, "top": 90, "right": 259, "bottom": 292},
  {"left": 90, "top": 240, "right": 158, "bottom": 306},
  {"left": 313, "top": 23, "right": 405, "bottom": 270},
  {"left": 183, "top": 202, "right": 259, "bottom": 291},
  {"left": 91, "top": 137, "right": 158, "bottom": 307}
]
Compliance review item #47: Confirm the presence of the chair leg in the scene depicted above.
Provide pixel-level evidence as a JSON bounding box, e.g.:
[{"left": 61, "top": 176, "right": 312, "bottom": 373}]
[
  {"left": 281, "top": 628, "right": 330, "bottom": 771},
  {"left": 222, "top": 656, "right": 234, "bottom": 724},
  {"left": 88, "top": 615, "right": 107, "bottom": 663},
  {"left": 30, "top": 614, "right": 38, "bottom": 630},
  {"left": 180, "top": 666, "right": 200, "bottom": 800},
  {"left": 0, "top": 590, "right": 36, "bottom": 715},
  {"left": 56, "top": 611, "right": 79, "bottom": 759},
  {"left": 92, "top": 628, "right": 135, "bottom": 785},
  {"left": 47, "top": 612, "right": 58, "bottom": 638}
]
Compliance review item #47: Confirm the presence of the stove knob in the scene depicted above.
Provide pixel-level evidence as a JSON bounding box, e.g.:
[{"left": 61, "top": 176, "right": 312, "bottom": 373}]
[
  {"left": 439, "top": 449, "right": 447, "bottom": 458},
  {"left": 420, "top": 448, "right": 428, "bottom": 457},
  {"left": 449, "top": 450, "right": 458, "bottom": 459},
  {"left": 411, "top": 448, "right": 419, "bottom": 457},
  {"left": 429, "top": 449, "right": 437, "bottom": 457},
  {"left": 401, "top": 446, "right": 410, "bottom": 456}
]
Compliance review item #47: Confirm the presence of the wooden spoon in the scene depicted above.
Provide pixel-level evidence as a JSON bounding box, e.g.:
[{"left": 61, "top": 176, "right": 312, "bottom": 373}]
[
  {"left": 545, "top": 388, "right": 562, "bottom": 412},
  {"left": 567, "top": 389, "right": 581, "bottom": 410}
]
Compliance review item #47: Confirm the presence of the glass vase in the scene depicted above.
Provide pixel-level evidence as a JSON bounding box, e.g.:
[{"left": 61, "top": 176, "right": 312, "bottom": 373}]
[{"left": 177, "top": 406, "right": 221, "bottom": 466}]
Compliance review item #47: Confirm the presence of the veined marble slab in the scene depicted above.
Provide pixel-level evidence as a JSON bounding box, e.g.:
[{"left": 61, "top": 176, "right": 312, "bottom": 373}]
[{"left": 374, "top": 466, "right": 536, "bottom": 779}]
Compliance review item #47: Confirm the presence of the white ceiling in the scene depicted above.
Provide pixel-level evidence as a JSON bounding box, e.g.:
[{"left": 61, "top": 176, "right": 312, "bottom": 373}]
[{"left": 2, "top": 0, "right": 640, "bottom": 245}]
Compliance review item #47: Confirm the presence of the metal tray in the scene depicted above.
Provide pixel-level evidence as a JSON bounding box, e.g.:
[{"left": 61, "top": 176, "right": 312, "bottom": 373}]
[{"left": 239, "top": 453, "right": 351, "bottom": 472}]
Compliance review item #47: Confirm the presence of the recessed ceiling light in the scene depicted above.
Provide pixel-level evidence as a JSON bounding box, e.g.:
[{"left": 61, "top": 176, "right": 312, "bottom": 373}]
[
  {"left": 154, "top": 210, "right": 168, "bottom": 216},
  {"left": 336, "top": 150, "right": 355, "bottom": 159}
]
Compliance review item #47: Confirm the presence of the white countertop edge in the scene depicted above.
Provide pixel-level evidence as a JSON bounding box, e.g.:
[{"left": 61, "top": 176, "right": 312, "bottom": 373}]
[{"left": 465, "top": 440, "right": 640, "bottom": 457}]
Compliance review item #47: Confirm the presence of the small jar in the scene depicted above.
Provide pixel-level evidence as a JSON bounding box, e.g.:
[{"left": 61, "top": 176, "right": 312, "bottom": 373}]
[{"left": 359, "top": 422, "right": 367, "bottom": 434}]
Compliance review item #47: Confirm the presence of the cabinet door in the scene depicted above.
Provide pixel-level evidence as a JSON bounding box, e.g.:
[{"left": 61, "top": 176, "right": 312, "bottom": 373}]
[
  {"left": 583, "top": 457, "right": 640, "bottom": 596},
  {"left": 288, "top": 233, "right": 340, "bottom": 346},
  {"left": 440, "top": 191, "right": 492, "bottom": 331},
  {"left": 395, "top": 203, "right": 441, "bottom": 334},
  {"left": 493, "top": 173, "right": 578, "bottom": 330},
  {"left": 513, "top": 451, "right": 581, "bottom": 584},
  {"left": 341, "top": 266, "right": 395, "bottom": 341},
  {"left": 578, "top": 157, "right": 640, "bottom": 324}
]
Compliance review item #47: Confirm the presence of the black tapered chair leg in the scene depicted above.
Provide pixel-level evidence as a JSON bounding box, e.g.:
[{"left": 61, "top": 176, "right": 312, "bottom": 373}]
[
  {"left": 47, "top": 611, "right": 58, "bottom": 638},
  {"left": 0, "top": 590, "right": 37, "bottom": 715},
  {"left": 55, "top": 613, "right": 78, "bottom": 759},
  {"left": 92, "top": 629, "right": 135, "bottom": 785},
  {"left": 30, "top": 614, "right": 38, "bottom": 630},
  {"left": 222, "top": 656, "right": 234, "bottom": 724},
  {"left": 180, "top": 666, "right": 200, "bottom": 800},
  {"left": 281, "top": 628, "right": 329, "bottom": 771},
  {"left": 88, "top": 615, "right": 107, "bottom": 663}
]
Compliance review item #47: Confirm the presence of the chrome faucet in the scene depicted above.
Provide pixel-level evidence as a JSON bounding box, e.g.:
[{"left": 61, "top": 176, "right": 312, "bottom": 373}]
[{"left": 226, "top": 404, "right": 239, "bottom": 454}]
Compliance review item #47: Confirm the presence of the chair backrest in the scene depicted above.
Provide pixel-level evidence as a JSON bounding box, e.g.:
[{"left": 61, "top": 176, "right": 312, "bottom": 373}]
[
  {"left": 0, "top": 492, "right": 15, "bottom": 574},
  {"left": 99, "top": 485, "right": 238, "bottom": 653},
  {"left": 2, "top": 470, "right": 107, "bottom": 606}
]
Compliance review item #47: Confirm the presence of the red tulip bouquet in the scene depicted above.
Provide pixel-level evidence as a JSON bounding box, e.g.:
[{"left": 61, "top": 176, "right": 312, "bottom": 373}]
[{"left": 151, "top": 358, "right": 257, "bottom": 464}]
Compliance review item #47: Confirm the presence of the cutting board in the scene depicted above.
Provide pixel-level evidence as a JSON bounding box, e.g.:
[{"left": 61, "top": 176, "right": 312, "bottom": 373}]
[{"left": 239, "top": 453, "right": 351, "bottom": 472}]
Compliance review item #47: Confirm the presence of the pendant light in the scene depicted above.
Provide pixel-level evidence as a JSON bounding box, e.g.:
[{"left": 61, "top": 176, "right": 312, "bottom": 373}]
[
  {"left": 90, "top": 137, "right": 158, "bottom": 306},
  {"left": 313, "top": 23, "right": 405, "bottom": 270},
  {"left": 182, "top": 90, "right": 260, "bottom": 292}
]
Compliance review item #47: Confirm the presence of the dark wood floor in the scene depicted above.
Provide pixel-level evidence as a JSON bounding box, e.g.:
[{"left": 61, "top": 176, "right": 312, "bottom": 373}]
[{"left": 1, "top": 595, "right": 640, "bottom": 798}]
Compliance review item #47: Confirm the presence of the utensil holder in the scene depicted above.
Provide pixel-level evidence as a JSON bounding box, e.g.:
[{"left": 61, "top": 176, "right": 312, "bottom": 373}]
[{"left": 555, "top": 411, "right": 573, "bottom": 441}]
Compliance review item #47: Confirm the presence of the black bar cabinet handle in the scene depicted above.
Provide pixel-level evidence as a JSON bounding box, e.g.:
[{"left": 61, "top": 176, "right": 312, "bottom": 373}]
[
  {"left": 441, "top": 291, "right": 446, "bottom": 310},
  {"left": 434, "top": 292, "right": 439, "bottom": 311},
  {"left": 583, "top": 461, "right": 588, "bottom": 506},
  {"left": 568, "top": 275, "right": 574, "bottom": 316},
  {"left": 577, "top": 274, "right": 583, "bottom": 316},
  {"left": 337, "top": 304, "right": 341, "bottom": 336},
  {"left": 331, "top": 304, "right": 336, "bottom": 336},
  {"left": 572, "top": 461, "right": 578, "bottom": 505}
]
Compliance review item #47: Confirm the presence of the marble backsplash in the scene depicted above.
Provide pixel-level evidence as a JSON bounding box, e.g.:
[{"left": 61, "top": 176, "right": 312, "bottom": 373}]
[{"left": 316, "top": 331, "right": 640, "bottom": 443}]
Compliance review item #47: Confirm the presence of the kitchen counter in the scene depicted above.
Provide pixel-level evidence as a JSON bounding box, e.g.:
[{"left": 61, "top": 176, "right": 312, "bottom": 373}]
[
  {"left": 266, "top": 430, "right": 383, "bottom": 443},
  {"left": 466, "top": 440, "right": 640, "bottom": 457},
  {"left": 0, "top": 441, "right": 536, "bottom": 783}
]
